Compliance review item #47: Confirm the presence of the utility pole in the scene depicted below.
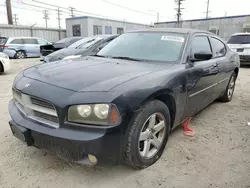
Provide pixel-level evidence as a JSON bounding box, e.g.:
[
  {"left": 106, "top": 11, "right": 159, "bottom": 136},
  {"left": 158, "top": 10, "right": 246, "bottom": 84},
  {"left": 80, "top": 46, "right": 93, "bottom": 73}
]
[
  {"left": 6, "top": 0, "right": 13, "bottom": 25},
  {"left": 175, "top": 0, "right": 185, "bottom": 28},
  {"left": 13, "top": 14, "right": 18, "bottom": 25},
  {"left": 43, "top": 10, "right": 49, "bottom": 28},
  {"left": 57, "top": 8, "right": 62, "bottom": 40},
  {"left": 205, "top": 0, "right": 210, "bottom": 18},
  {"left": 69, "top": 7, "right": 75, "bottom": 18}
]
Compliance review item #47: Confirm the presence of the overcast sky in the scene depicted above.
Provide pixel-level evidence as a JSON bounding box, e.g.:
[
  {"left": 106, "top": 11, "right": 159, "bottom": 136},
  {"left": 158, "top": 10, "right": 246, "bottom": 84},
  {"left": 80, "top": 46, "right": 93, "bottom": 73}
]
[{"left": 0, "top": 0, "right": 250, "bottom": 29}]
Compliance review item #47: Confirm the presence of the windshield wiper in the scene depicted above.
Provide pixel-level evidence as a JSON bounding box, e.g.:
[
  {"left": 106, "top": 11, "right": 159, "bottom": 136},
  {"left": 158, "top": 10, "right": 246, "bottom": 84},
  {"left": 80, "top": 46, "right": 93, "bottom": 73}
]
[
  {"left": 90, "top": 54, "right": 108, "bottom": 58},
  {"left": 110, "top": 56, "right": 141, "bottom": 61}
]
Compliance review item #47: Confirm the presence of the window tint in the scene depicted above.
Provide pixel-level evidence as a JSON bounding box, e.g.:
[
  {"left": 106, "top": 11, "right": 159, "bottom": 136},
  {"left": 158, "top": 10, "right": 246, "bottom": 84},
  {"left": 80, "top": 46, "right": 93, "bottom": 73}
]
[
  {"left": 93, "top": 25, "right": 102, "bottom": 35},
  {"left": 227, "top": 35, "right": 250, "bottom": 44},
  {"left": 23, "top": 38, "right": 38, "bottom": 44},
  {"left": 10, "top": 39, "right": 23, "bottom": 44},
  {"left": 72, "top": 25, "right": 81, "bottom": 36},
  {"left": 192, "top": 36, "right": 211, "bottom": 54},
  {"left": 210, "top": 37, "right": 226, "bottom": 57},
  {"left": 37, "top": 39, "right": 48, "bottom": 45},
  {"left": 117, "top": 28, "right": 124, "bottom": 34}
]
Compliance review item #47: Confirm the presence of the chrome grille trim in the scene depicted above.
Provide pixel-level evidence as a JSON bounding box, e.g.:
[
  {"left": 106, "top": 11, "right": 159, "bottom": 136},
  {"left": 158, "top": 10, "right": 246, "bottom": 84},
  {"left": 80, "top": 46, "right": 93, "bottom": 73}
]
[{"left": 12, "top": 88, "right": 59, "bottom": 128}]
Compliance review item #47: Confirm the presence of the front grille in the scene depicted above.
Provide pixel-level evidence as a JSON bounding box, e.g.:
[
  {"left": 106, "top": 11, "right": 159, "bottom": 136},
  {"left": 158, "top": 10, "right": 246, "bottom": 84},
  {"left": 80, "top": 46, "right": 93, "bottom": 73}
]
[
  {"left": 30, "top": 96, "right": 54, "bottom": 110},
  {"left": 12, "top": 88, "right": 59, "bottom": 128},
  {"left": 33, "top": 110, "right": 59, "bottom": 124}
]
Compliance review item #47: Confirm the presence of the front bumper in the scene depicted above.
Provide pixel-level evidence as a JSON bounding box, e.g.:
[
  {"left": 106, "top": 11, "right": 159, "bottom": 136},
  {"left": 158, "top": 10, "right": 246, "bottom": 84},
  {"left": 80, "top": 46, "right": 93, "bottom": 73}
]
[{"left": 8, "top": 100, "right": 123, "bottom": 164}]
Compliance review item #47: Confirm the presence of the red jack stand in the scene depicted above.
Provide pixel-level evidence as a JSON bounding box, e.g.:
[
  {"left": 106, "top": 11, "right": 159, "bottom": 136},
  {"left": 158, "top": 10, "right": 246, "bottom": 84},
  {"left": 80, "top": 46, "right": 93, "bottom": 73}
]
[{"left": 182, "top": 118, "right": 195, "bottom": 137}]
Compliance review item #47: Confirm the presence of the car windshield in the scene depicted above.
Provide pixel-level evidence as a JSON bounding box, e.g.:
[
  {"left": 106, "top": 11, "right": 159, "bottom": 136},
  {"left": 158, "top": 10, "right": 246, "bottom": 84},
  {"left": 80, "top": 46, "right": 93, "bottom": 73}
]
[
  {"left": 97, "top": 32, "right": 186, "bottom": 62},
  {"left": 67, "top": 37, "right": 100, "bottom": 49},
  {"left": 77, "top": 37, "right": 104, "bottom": 49},
  {"left": 227, "top": 35, "right": 250, "bottom": 44}
]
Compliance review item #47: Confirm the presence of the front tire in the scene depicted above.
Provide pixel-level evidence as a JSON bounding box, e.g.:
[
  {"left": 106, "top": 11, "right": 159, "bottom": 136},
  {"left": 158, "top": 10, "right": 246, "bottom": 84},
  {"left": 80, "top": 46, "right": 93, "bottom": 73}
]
[
  {"left": 124, "top": 100, "right": 170, "bottom": 169},
  {"left": 220, "top": 72, "right": 236, "bottom": 102}
]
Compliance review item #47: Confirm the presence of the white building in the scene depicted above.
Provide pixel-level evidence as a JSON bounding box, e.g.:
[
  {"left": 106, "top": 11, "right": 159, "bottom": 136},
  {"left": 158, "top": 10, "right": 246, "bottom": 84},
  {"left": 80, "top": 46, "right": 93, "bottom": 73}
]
[
  {"left": 66, "top": 16, "right": 151, "bottom": 37},
  {"left": 155, "top": 14, "right": 250, "bottom": 41}
]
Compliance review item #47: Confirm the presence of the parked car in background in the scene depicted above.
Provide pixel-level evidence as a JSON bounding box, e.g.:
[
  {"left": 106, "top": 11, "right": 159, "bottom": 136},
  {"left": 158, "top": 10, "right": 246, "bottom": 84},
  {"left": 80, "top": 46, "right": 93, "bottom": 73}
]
[
  {"left": 0, "top": 37, "right": 51, "bottom": 59},
  {"left": 0, "top": 52, "right": 10, "bottom": 74},
  {"left": 40, "top": 37, "right": 83, "bottom": 56},
  {"left": 8, "top": 28, "right": 239, "bottom": 169},
  {"left": 227, "top": 33, "right": 250, "bottom": 63},
  {"left": 43, "top": 35, "right": 118, "bottom": 63}
]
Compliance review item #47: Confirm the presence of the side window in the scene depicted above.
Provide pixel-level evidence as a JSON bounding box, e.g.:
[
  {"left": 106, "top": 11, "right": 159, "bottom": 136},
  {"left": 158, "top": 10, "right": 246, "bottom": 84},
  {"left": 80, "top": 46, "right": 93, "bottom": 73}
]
[
  {"left": 10, "top": 39, "right": 23, "bottom": 44},
  {"left": 210, "top": 37, "right": 226, "bottom": 57},
  {"left": 23, "top": 38, "right": 38, "bottom": 44},
  {"left": 72, "top": 25, "right": 81, "bottom": 36},
  {"left": 37, "top": 39, "right": 48, "bottom": 45},
  {"left": 192, "top": 36, "right": 212, "bottom": 54}
]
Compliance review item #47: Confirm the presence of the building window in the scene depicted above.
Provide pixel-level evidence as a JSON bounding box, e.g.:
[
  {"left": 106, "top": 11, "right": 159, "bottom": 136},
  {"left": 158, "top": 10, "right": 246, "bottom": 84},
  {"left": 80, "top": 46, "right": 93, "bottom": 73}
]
[
  {"left": 72, "top": 25, "right": 81, "bottom": 36},
  {"left": 105, "top": 26, "right": 112, "bottom": 34},
  {"left": 117, "top": 28, "right": 124, "bottom": 34},
  {"left": 93, "top": 25, "right": 102, "bottom": 35}
]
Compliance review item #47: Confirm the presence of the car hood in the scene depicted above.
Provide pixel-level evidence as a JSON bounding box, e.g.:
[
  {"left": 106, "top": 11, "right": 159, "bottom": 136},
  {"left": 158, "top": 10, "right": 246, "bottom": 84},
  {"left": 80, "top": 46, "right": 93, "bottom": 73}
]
[
  {"left": 45, "top": 48, "right": 84, "bottom": 62},
  {"left": 23, "top": 57, "right": 167, "bottom": 92}
]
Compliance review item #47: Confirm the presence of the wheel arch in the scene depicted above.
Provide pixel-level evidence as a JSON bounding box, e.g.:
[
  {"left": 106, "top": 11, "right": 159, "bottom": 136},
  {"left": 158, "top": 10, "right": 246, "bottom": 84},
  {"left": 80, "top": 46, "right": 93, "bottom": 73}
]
[
  {"left": 140, "top": 89, "right": 177, "bottom": 129},
  {"left": 234, "top": 67, "right": 239, "bottom": 78}
]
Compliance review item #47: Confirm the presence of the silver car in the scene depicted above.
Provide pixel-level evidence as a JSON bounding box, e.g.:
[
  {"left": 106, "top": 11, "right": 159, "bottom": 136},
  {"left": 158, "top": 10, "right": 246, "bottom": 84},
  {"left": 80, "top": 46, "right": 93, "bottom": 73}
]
[{"left": 0, "top": 37, "right": 51, "bottom": 59}]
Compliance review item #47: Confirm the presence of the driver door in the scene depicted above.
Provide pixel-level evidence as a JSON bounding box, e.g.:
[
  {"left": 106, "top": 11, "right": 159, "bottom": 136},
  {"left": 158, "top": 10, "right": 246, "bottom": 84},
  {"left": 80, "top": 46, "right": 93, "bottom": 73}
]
[{"left": 184, "top": 34, "right": 219, "bottom": 118}]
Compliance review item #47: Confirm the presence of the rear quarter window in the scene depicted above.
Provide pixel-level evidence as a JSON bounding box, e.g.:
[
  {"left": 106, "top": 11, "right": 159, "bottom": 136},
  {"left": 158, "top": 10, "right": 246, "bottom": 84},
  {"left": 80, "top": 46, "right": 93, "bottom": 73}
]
[{"left": 10, "top": 39, "right": 23, "bottom": 44}]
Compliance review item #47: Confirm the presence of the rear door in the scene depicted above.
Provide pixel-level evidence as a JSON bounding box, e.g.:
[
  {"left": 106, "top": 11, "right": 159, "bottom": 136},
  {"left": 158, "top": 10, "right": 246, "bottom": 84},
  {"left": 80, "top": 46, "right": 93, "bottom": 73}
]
[
  {"left": 209, "top": 36, "right": 232, "bottom": 95},
  {"left": 184, "top": 34, "right": 219, "bottom": 118},
  {"left": 23, "top": 38, "right": 40, "bottom": 57}
]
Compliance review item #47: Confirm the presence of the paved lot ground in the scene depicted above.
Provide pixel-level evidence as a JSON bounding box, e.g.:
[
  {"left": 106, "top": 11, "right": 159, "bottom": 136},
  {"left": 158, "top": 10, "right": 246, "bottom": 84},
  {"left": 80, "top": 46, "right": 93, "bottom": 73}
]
[{"left": 0, "top": 59, "right": 249, "bottom": 188}]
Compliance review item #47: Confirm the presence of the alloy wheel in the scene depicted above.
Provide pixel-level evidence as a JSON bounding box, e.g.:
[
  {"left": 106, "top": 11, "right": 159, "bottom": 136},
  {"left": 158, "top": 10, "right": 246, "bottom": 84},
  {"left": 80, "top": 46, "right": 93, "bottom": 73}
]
[
  {"left": 227, "top": 75, "right": 235, "bottom": 99},
  {"left": 138, "top": 113, "right": 166, "bottom": 159},
  {"left": 16, "top": 51, "right": 25, "bottom": 59}
]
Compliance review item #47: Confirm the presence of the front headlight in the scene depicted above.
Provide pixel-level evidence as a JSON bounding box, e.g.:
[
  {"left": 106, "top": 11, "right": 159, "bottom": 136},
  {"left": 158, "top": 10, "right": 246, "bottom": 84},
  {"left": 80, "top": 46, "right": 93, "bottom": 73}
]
[
  {"left": 68, "top": 103, "right": 121, "bottom": 125},
  {"left": 0, "top": 52, "right": 9, "bottom": 59},
  {"left": 63, "top": 55, "right": 81, "bottom": 60}
]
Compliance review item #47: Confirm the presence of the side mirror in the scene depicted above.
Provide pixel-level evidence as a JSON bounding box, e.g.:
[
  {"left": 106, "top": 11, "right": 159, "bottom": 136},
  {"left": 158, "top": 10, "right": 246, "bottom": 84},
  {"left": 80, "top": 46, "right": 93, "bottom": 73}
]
[{"left": 190, "top": 52, "right": 213, "bottom": 62}]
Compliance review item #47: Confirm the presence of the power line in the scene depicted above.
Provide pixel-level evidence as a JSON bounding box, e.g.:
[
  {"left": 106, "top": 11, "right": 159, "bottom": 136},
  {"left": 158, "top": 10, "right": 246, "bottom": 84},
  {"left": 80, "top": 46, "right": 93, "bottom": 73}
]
[
  {"left": 204, "top": 0, "right": 211, "bottom": 18},
  {"left": 175, "top": 0, "right": 185, "bottom": 27},
  {"left": 102, "top": 0, "right": 155, "bottom": 16},
  {"left": 57, "top": 8, "right": 62, "bottom": 39},
  {"left": 69, "top": 7, "right": 75, "bottom": 18},
  {"left": 43, "top": 10, "right": 49, "bottom": 28},
  {"left": 13, "top": 13, "right": 18, "bottom": 25}
]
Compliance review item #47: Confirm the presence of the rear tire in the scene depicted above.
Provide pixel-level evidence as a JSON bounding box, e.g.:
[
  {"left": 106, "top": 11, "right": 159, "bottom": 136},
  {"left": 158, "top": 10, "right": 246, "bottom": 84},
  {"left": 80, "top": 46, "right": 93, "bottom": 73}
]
[
  {"left": 219, "top": 72, "right": 236, "bottom": 102},
  {"left": 124, "top": 100, "right": 170, "bottom": 169},
  {"left": 14, "top": 51, "right": 25, "bottom": 59}
]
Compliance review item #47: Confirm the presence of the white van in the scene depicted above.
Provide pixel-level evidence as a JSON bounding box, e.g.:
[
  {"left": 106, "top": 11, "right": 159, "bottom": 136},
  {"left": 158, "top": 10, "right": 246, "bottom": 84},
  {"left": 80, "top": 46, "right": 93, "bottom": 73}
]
[{"left": 227, "top": 33, "right": 250, "bottom": 62}]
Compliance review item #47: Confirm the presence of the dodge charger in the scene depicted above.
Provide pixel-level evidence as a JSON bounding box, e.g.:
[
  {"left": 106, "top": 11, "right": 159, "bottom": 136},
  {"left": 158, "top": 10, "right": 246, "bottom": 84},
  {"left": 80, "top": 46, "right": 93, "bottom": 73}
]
[{"left": 8, "top": 28, "right": 240, "bottom": 169}]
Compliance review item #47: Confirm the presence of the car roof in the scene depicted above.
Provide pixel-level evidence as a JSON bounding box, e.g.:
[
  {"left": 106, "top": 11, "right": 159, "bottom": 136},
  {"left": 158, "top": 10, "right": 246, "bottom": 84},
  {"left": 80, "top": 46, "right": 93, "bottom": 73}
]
[
  {"left": 231, "top": 32, "right": 250, "bottom": 36},
  {"left": 127, "top": 28, "right": 212, "bottom": 35}
]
